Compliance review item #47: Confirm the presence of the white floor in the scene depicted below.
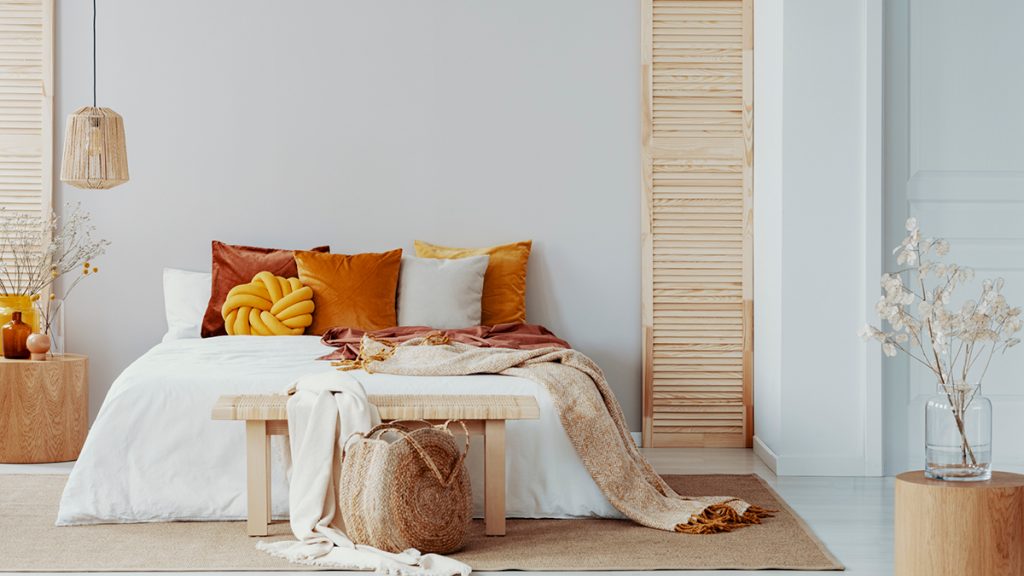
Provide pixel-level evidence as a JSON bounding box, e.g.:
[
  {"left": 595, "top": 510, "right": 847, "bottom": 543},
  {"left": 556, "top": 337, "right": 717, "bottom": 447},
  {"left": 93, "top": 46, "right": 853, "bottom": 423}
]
[{"left": 0, "top": 448, "right": 894, "bottom": 575}]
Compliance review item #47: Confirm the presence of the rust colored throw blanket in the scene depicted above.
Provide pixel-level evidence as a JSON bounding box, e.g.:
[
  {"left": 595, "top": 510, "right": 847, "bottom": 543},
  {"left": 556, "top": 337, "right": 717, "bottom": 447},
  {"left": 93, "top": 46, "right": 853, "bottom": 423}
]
[
  {"left": 325, "top": 333, "right": 772, "bottom": 534},
  {"left": 320, "top": 323, "right": 569, "bottom": 361}
]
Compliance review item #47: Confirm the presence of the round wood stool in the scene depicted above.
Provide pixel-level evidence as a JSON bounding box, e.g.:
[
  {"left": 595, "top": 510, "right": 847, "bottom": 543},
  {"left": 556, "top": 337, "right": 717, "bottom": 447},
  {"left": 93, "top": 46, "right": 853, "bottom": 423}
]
[
  {"left": 0, "top": 354, "right": 88, "bottom": 463},
  {"left": 895, "top": 471, "right": 1024, "bottom": 576}
]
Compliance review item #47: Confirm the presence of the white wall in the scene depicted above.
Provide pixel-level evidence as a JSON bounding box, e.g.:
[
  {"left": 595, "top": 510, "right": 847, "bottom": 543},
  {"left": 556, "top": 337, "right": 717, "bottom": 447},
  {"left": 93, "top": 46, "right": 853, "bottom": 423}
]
[
  {"left": 753, "top": 0, "right": 883, "bottom": 476},
  {"left": 55, "top": 1, "right": 642, "bottom": 426},
  {"left": 54, "top": 1, "right": 893, "bottom": 473},
  {"left": 884, "top": 0, "right": 1024, "bottom": 474},
  {"left": 752, "top": 0, "right": 784, "bottom": 459}
]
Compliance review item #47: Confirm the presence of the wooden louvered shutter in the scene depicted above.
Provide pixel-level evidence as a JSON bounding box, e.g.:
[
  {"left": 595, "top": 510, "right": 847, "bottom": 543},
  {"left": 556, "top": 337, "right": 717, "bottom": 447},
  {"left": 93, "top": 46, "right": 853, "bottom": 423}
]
[
  {"left": 641, "top": 0, "right": 752, "bottom": 448},
  {"left": 0, "top": 0, "right": 52, "bottom": 289}
]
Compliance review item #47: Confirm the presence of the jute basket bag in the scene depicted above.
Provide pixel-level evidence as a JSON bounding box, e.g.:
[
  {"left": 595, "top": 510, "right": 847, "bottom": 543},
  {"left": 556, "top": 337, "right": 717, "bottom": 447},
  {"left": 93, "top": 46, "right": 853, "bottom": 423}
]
[{"left": 340, "top": 420, "right": 472, "bottom": 554}]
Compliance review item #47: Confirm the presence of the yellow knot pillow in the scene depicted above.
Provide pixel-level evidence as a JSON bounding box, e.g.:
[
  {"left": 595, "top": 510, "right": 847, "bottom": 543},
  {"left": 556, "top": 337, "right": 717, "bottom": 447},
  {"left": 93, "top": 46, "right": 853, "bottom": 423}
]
[{"left": 221, "top": 271, "right": 315, "bottom": 336}]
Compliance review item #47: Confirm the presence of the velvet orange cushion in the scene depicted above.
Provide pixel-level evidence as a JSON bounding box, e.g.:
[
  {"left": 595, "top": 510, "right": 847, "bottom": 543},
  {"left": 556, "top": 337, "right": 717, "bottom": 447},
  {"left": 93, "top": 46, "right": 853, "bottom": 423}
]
[
  {"left": 413, "top": 240, "right": 531, "bottom": 325},
  {"left": 201, "top": 241, "right": 329, "bottom": 337},
  {"left": 295, "top": 249, "right": 403, "bottom": 335}
]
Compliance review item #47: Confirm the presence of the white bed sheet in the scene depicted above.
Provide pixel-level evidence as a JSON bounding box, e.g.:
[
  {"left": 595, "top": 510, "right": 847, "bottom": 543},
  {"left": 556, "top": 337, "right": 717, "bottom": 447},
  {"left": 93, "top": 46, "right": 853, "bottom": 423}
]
[{"left": 56, "top": 336, "right": 619, "bottom": 525}]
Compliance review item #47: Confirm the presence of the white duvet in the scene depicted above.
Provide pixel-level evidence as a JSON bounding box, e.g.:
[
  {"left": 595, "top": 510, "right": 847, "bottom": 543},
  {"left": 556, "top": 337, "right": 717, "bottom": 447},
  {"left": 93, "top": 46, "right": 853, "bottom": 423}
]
[{"left": 57, "top": 336, "right": 619, "bottom": 525}]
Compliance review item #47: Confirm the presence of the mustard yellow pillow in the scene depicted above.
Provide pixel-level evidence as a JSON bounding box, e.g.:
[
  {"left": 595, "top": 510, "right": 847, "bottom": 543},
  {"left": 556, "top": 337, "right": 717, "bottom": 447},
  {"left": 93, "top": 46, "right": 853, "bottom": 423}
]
[
  {"left": 414, "top": 240, "right": 531, "bottom": 325},
  {"left": 295, "top": 249, "right": 403, "bottom": 335},
  {"left": 221, "top": 271, "right": 314, "bottom": 335}
]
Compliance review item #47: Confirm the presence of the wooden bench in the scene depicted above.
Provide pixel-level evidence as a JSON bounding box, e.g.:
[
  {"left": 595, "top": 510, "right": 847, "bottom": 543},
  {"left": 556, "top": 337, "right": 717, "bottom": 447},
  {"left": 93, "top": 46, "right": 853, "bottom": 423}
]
[{"left": 212, "top": 393, "right": 539, "bottom": 537}]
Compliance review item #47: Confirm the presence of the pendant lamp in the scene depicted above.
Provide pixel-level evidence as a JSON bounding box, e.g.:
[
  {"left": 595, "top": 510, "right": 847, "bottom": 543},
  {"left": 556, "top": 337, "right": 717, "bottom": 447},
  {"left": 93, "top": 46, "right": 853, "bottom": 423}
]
[{"left": 60, "top": 0, "right": 128, "bottom": 190}]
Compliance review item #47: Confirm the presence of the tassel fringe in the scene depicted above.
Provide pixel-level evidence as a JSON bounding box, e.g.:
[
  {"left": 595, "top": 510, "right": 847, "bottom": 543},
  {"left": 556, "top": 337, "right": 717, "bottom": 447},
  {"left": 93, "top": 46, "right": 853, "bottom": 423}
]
[
  {"left": 332, "top": 333, "right": 451, "bottom": 373},
  {"left": 675, "top": 503, "right": 776, "bottom": 535}
]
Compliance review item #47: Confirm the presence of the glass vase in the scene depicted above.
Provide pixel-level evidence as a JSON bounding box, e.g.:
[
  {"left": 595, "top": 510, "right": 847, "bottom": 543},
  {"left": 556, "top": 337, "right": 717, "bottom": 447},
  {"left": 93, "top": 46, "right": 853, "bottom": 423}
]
[
  {"left": 47, "top": 298, "right": 64, "bottom": 356},
  {"left": 0, "top": 295, "right": 39, "bottom": 333},
  {"left": 925, "top": 383, "right": 992, "bottom": 481}
]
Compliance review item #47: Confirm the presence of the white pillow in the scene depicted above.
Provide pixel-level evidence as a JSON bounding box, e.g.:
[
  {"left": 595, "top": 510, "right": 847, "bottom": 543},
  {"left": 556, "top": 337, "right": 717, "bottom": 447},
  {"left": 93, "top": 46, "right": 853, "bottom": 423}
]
[
  {"left": 162, "top": 268, "right": 212, "bottom": 342},
  {"left": 397, "top": 255, "right": 489, "bottom": 329}
]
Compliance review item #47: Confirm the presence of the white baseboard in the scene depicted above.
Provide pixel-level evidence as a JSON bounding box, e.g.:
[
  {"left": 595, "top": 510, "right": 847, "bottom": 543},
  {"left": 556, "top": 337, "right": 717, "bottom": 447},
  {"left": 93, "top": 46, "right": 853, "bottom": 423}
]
[
  {"left": 754, "top": 435, "right": 879, "bottom": 476},
  {"left": 773, "top": 454, "right": 878, "bottom": 477},
  {"left": 631, "top": 431, "right": 641, "bottom": 446},
  {"left": 752, "top": 435, "right": 778, "bottom": 473}
]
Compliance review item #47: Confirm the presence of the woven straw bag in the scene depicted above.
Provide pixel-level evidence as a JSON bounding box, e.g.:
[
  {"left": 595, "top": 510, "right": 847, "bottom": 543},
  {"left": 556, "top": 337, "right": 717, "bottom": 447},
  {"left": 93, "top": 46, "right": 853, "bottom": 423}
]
[{"left": 340, "top": 421, "right": 472, "bottom": 554}]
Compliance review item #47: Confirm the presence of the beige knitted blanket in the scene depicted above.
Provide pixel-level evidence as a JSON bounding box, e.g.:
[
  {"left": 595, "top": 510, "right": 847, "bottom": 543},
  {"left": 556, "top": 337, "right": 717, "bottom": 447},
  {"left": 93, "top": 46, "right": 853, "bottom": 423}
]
[{"left": 339, "top": 336, "right": 772, "bottom": 534}]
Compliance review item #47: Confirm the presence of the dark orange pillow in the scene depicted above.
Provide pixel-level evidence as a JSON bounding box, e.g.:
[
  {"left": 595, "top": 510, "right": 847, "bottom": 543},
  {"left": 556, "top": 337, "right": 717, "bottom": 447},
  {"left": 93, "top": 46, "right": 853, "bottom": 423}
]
[
  {"left": 414, "top": 240, "right": 531, "bottom": 325},
  {"left": 295, "top": 249, "right": 403, "bottom": 335},
  {"left": 201, "top": 241, "right": 329, "bottom": 337}
]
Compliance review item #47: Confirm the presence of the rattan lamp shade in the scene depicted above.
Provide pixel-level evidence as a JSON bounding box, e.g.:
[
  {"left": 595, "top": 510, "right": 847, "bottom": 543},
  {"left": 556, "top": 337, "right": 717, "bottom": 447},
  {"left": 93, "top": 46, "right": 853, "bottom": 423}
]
[{"left": 60, "top": 106, "right": 129, "bottom": 190}]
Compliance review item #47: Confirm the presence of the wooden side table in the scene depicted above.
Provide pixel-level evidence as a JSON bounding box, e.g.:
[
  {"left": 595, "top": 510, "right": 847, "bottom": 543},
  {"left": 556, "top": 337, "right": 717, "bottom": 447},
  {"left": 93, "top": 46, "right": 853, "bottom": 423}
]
[
  {"left": 895, "top": 470, "right": 1024, "bottom": 576},
  {"left": 0, "top": 354, "right": 88, "bottom": 463}
]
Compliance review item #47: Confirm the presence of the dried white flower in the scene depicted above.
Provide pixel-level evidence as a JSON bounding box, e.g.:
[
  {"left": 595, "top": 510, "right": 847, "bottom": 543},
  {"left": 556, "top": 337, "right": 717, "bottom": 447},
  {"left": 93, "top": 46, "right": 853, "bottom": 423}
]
[
  {"left": 862, "top": 217, "right": 1021, "bottom": 393},
  {"left": 0, "top": 203, "right": 109, "bottom": 298}
]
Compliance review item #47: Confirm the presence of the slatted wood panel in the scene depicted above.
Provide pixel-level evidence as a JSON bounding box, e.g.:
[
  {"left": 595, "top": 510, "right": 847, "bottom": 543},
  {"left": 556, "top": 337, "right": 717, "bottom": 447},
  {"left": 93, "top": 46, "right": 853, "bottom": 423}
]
[
  {"left": 0, "top": 0, "right": 51, "bottom": 291},
  {"left": 641, "top": 0, "right": 752, "bottom": 448}
]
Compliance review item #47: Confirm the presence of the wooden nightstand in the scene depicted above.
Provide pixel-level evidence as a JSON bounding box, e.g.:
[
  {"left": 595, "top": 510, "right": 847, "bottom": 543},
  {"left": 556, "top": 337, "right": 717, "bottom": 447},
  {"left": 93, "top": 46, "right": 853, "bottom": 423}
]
[
  {"left": 0, "top": 354, "right": 88, "bottom": 463},
  {"left": 895, "top": 470, "right": 1024, "bottom": 576}
]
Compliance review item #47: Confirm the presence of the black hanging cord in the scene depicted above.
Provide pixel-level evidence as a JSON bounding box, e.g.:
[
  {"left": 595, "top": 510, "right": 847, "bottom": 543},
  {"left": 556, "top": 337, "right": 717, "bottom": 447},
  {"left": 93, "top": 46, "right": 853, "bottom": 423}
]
[{"left": 92, "top": 0, "right": 97, "bottom": 108}]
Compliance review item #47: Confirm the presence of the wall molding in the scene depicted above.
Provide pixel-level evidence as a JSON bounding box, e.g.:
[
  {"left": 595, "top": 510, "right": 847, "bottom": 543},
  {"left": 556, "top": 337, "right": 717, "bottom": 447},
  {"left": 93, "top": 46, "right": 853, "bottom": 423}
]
[
  {"left": 908, "top": 170, "right": 1024, "bottom": 202},
  {"left": 861, "top": 0, "right": 885, "bottom": 478},
  {"left": 906, "top": 0, "right": 922, "bottom": 178}
]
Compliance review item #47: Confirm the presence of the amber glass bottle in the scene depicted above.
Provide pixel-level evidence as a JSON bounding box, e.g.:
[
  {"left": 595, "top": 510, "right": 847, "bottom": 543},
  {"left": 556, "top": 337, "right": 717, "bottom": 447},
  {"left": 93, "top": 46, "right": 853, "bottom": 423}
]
[{"left": 2, "top": 311, "right": 31, "bottom": 359}]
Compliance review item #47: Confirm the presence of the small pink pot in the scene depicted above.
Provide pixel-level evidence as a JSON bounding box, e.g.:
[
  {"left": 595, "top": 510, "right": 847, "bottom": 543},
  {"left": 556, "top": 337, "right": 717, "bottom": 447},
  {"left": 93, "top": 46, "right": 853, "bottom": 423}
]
[{"left": 26, "top": 333, "right": 51, "bottom": 361}]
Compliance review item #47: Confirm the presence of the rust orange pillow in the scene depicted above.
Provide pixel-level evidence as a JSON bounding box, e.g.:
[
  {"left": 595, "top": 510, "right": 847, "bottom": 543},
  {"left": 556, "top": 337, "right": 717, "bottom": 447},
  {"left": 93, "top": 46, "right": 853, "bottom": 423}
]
[
  {"left": 413, "top": 240, "right": 531, "bottom": 325},
  {"left": 295, "top": 249, "right": 403, "bottom": 335},
  {"left": 201, "top": 241, "right": 329, "bottom": 337}
]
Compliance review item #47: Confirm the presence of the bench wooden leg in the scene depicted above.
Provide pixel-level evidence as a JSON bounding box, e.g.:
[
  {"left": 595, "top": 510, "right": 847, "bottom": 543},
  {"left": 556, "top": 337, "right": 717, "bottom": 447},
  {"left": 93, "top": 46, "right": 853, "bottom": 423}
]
[
  {"left": 246, "top": 420, "right": 270, "bottom": 536},
  {"left": 484, "top": 419, "right": 506, "bottom": 536}
]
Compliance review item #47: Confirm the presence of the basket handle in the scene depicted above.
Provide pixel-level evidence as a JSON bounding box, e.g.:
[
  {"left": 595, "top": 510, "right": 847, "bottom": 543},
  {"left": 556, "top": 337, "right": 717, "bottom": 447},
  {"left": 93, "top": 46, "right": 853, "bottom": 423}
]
[
  {"left": 342, "top": 421, "right": 410, "bottom": 456},
  {"left": 391, "top": 420, "right": 470, "bottom": 487},
  {"left": 343, "top": 420, "right": 470, "bottom": 487},
  {"left": 439, "top": 419, "right": 471, "bottom": 458}
]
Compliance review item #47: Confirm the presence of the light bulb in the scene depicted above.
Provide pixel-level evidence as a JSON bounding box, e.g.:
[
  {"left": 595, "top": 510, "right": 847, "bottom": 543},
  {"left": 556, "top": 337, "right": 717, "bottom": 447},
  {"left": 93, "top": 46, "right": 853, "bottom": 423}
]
[{"left": 86, "top": 116, "right": 101, "bottom": 155}]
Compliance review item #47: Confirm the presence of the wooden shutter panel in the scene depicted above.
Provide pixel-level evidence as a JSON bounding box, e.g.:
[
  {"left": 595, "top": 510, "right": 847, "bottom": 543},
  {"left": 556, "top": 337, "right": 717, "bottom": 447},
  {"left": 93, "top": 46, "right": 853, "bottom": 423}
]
[
  {"left": 0, "top": 0, "right": 52, "bottom": 291},
  {"left": 641, "top": 0, "right": 752, "bottom": 448}
]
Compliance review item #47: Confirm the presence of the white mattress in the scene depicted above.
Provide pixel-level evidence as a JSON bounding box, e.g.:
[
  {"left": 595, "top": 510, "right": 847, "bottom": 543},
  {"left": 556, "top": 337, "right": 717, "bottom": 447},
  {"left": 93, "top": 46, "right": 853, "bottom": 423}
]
[{"left": 56, "top": 336, "right": 619, "bottom": 525}]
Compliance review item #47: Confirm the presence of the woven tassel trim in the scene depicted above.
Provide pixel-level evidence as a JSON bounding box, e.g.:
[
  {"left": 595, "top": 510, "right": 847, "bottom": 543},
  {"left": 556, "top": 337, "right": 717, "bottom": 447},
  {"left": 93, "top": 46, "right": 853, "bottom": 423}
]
[
  {"left": 675, "top": 504, "right": 776, "bottom": 535},
  {"left": 332, "top": 340, "right": 395, "bottom": 373}
]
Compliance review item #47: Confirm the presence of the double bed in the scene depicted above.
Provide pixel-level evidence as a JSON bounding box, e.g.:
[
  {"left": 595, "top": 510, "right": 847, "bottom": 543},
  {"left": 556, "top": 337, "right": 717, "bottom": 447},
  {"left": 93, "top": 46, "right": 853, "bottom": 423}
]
[{"left": 57, "top": 335, "right": 620, "bottom": 525}]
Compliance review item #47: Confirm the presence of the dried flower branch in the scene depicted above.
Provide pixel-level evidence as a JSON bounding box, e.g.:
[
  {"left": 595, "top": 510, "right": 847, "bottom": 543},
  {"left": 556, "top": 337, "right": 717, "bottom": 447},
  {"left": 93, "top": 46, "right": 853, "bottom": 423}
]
[
  {"left": 0, "top": 204, "right": 109, "bottom": 324},
  {"left": 861, "top": 218, "right": 1022, "bottom": 467}
]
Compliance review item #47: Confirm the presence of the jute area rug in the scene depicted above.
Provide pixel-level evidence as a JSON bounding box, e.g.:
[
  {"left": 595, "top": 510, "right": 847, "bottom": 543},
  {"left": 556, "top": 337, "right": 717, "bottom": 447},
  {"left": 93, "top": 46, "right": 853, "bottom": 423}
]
[{"left": 0, "top": 474, "right": 841, "bottom": 572}]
